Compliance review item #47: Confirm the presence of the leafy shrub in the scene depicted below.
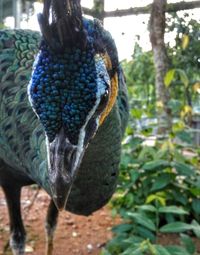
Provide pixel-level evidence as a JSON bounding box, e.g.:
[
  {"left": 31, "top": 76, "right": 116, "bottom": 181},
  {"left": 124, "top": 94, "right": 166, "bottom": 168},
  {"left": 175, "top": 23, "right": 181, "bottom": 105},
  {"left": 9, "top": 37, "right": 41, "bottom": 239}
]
[
  {"left": 114, "top": 133, "right": 200, "bottom": 221},
  {"left": 102, "top": 12, "right": 200, "bottom": 255},
  {"left": 102, "top": 133, "right": 200, "bottom": 255}
]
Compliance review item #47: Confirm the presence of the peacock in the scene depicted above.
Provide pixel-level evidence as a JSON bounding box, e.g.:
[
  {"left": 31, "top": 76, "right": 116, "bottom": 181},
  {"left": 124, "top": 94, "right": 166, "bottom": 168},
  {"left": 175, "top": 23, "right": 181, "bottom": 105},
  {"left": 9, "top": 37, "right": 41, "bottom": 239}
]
[{"left": 0, "top": 0, "right": 129, "bottom": 254}]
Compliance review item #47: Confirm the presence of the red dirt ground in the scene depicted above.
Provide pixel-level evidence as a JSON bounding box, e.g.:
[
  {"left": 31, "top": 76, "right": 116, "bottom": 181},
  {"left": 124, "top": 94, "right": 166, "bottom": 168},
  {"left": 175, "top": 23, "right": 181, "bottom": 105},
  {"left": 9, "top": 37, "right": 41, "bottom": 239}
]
[
  {"left": 0, "top": 186, "right": 120, "bottom": 255},
  {"left": 0, "top": 186, "right": 200, "bottom": 255}
]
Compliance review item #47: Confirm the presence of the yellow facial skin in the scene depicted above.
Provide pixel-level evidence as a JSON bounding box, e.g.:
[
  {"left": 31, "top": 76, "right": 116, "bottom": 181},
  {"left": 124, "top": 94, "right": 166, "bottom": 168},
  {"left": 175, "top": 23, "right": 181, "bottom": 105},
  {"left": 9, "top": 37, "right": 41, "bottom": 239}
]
[{"left": 99, "top": 53, "right": 119, "bottom": 125}]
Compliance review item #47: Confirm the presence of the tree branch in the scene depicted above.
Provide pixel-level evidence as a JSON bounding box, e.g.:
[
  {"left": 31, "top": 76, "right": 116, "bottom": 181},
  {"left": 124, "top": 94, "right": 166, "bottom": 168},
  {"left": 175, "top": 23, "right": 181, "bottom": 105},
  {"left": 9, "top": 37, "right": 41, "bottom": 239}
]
[{"left": 82, "top": 1, "right": 200, "bottom": 18}]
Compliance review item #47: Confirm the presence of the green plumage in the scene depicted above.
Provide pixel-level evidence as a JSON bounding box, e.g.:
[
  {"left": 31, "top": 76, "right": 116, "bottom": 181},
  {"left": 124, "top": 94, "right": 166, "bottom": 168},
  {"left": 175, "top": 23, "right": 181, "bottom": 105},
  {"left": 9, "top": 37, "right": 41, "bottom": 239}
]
[{"left": 0, "top": 28, "right": 129, "bottom": 215}]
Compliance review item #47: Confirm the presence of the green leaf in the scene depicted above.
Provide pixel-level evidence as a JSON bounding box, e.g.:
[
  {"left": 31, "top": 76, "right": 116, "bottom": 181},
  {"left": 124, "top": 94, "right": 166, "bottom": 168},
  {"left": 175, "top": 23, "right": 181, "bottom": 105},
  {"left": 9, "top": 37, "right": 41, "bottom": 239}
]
[
  {"left": 129, "top": 137, "right": 144, "bottom": 148},
  {"left": 146, "top": 194, "right": 166, "bottom": 206},
  {"left": 122, "top": 245, "right": 147, "bottom": 255},
  {"left": 192, "top": 199, "right": 200, "bottom": 214},
  {"left": 131, "top": 108, "right": 143, "bottom": 119},
  {"left": 127, "top": 212, "right": 156, "bottom": 231},
  {"left": 191, "top": 220, "right": 200, "bottom": 238},
  {"left": 166, "top": 245, "right": 191, "bottom": 255},
  {"left": 151, "top": 174, "right": 171, "bottom": 191},
  {"left": 100, "top": 249, "right": 112, "bottom": 255},
  {"left": 166, "top": 213, "right": 176, "bottom": 224},
  {"left": 143, "top": 160, "right": 170, "bottom": 171},
  {"left": 172, "top": 162, "right": 195, "bottom": 176},
  {"left": 147, "top": 242, "right": 157, "bottom": 255},
  {"left": 172, "top": 121, "right": 185, "bottom": 133},
  {"left": 154, "top": 245, "right": 171, "bottom": 255},
  {"left": 189, "top": 187, "right": 200, "bottom": 196},
  {"left": 164, "top": 69, "right": 175, "bottom": 87},
  {"left": 160, "top": 222, "right": 193, "bottom": 233},
  {"left": 158, "top": 206, "right": 189, "bottom": 215},
  {"left": 137, "top": 226, "right": 156, "bottom": 241},
  {"left": 138, "top": 204, "right": 157, "bottom": 212},
  {"left": 176, "top": 131, "right": 192, "bottom": 144},
  {"left": 182, "top": 34, "right": 190, "bottom": 50},
  {"left": 176, "top": 69, "right": 189, "bottom": 87},
  {"left": 123, "top": 236, "right": 144, "bottom": 245},
  {"left": 171, "top": 190, "right": 188, "bottom": 206},
  {"left": 112, "top": 223, "right": 133, "bottom": 234},
  {"left": 125, "top": 193, "right": 134, "bottom": 208},
  {"left": 138, "top": 146, "right": 156, "bottom": 161},
  {"left": 168, "top": 99, "right": 182, "bottom": 114},
  {"left": 180, "top": 234, "right": 196, "bottom": 254},
  {"left": 121, "top": 154, "right": 132, "bottom": 167},
  {"left": 131, "top": 171, "right": 140, "bottom": 184}
]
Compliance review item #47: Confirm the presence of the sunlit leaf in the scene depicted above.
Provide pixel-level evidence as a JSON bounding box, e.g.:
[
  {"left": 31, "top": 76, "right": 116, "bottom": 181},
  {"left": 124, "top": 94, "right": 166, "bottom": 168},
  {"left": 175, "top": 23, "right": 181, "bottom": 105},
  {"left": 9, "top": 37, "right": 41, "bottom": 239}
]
[
  {"left": 164, "top": 69, "right": 175, "bottom": 87},
  {"left": 156, "top": 101, "right": 164, "bottom": 109},
  {"left": 180, "top": 105, "right": 192, "bottom": 119},
  {"left": 172, "top": 121, "right": 185, "bottom": 133},
  {"left": 161, "top": 139, "right": 174, "bottom": 152},
  {"left": 193, "top": 82, "right": 200, "bottom": 93},
  {"left": 146, "top": 193, "right": 166, "bottom": 206},
  {"left": 182, "top": 34, "right": 190, "bottom": 49},
  {"left": 147, "top": 242, "right": 157, "bottom": 255},
  {"left": 131, "top": 108, "right": 143, "bottom": 119}
]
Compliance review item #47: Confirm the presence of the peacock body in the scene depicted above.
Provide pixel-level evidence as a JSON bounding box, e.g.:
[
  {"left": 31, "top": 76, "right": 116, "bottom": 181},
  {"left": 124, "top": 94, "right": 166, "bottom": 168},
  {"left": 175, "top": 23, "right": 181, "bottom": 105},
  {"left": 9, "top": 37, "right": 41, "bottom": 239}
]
[{"left": 0, "top": 1, "right": 129, "bottom": 254}]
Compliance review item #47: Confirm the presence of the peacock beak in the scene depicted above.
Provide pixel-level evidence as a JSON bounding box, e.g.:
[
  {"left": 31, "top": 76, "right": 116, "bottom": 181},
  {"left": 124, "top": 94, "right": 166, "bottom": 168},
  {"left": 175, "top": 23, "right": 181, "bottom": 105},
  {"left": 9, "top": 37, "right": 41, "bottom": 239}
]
[{"left": 47, "top": 128, "right": 84, "bottom": 210}]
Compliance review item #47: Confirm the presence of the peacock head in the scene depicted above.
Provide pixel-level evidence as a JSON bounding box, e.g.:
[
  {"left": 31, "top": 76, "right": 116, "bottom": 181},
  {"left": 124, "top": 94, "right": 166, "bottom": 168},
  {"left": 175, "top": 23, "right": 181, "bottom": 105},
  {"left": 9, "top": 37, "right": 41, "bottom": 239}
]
[{"left": 28, "top": 0, "right": 118, "bottom": 210}]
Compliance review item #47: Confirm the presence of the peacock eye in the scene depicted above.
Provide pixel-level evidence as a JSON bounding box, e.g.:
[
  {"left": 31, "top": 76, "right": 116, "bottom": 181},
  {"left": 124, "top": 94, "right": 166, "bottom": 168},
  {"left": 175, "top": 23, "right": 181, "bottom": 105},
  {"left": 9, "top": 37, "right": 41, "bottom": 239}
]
[{"left": 96, "top": 90, "right": 109, "bottom": 114}]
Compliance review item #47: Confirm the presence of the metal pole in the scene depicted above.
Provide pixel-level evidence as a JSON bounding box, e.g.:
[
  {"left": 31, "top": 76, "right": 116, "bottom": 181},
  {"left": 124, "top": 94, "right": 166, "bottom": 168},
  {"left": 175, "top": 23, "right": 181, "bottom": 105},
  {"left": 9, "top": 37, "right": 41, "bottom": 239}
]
[{"left": 13, "top": 0, "right": 22, "bottom": 28}]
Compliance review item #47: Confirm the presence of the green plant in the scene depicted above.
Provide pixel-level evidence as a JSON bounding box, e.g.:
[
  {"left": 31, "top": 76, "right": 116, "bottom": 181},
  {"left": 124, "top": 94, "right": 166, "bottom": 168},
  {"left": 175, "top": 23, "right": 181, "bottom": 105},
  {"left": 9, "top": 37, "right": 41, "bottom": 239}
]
[
  {"left": 103, "top": 133, "right": 200, "bottom": 254},
  {"left": 103, "top": 12, "right": 200, "bottom": 255},
  {"left": 122, "top": 43, "right": 156, "bottom": 116},
  {"left": 102, "top": 235, "right": 198, "bottom": 255}
]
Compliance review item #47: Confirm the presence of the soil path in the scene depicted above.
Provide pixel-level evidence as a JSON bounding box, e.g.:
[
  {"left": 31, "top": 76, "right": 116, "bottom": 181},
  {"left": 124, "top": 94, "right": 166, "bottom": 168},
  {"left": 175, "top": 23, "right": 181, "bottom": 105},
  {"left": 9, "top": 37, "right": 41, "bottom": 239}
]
[{"left": 0, "top": 186, "right": 120, "bottom": 255}]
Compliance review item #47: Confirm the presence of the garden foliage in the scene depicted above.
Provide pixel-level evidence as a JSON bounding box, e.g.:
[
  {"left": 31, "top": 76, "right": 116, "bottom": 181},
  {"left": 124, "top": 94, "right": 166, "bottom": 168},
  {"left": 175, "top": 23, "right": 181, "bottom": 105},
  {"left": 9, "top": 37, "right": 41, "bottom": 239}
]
[{"left": 102, "top": 14, "right": 200, "bottom": 255}]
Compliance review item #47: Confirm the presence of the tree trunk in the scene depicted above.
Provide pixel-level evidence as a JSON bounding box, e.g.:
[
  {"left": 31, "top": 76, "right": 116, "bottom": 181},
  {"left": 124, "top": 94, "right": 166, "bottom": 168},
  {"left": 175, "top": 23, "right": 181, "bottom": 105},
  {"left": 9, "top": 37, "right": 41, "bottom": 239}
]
[
  {"left": 93, "top": 0, "right": 104, "bottom": 23},
  {"left": 13, "top": 0, "right": 22, "bottom": 28},
  {"left": 149, "top": 0, "right": 172, "bottom": 134}
]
